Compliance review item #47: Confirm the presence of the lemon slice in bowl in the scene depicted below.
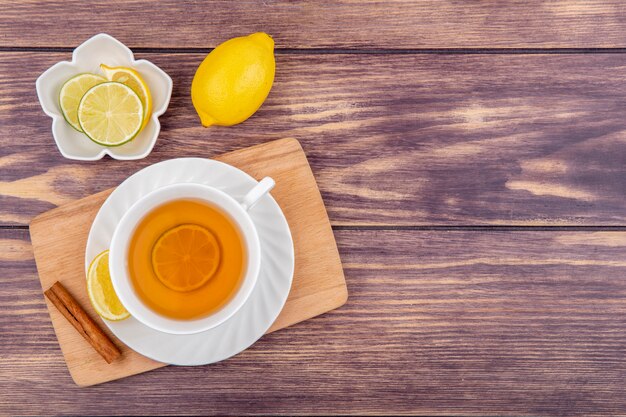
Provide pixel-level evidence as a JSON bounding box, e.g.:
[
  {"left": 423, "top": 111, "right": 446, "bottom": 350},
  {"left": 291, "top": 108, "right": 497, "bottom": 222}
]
[
  {"left": 78, "top": 82, "right": 144, "bottom": 147},
  {"left": 59, "top": 73, "right": 106, "bottom": 132},
  {"left": 100, "top": 64, "right": 152, "bottom": 131},
  {"left": 87, "top": 250, "right": 130, "bottom": 321}
]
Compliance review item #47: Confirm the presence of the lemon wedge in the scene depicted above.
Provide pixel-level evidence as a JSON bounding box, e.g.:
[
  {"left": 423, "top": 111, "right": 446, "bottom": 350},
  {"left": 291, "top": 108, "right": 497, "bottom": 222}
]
[
  {"left": 77, "top": 82, "right": 144, "bottom": 146},
  {"left": 100, "top": 64, "right": 152, "bottom": 130},
  {"left": 59, "top": 73, "right": 106, "bottom": 132},
  {"left": 87, "top": 250, "right": 130, "bottom": 321}
]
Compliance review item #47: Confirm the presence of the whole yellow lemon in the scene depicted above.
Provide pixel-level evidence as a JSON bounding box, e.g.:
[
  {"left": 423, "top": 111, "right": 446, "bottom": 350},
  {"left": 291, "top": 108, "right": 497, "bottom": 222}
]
[{"left": 191, "top": 32, "right": 275, "bottom": 127}]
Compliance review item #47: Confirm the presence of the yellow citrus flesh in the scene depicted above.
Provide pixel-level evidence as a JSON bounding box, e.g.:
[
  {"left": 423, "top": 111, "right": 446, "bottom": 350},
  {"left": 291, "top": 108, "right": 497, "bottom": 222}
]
[
  {"left": 191, "top": 32, "right": 275, "bottom": 127},
  {"left": 59, "top": 73, "right": 106, "bottom": 132},
  {"left": 151, "top": 224, "right": 221, "bottom": 292},
  {"left": 77, "top": 82, "right": 144, "bottom": 146},
  {"left": 100, "top": 64, "right": 152, "bottom": 130},
  {"left": 87, "top": 250, "right": 130, "bottom": 321}
]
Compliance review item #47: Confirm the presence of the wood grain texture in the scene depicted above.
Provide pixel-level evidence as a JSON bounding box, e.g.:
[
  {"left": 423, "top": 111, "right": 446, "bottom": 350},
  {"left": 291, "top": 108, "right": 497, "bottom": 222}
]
[
  {"left": 29, "top": 138, "right": 347, "bottom": 386},
  {"left": 3, "top": 52, "right": 626, "bottom": 226},
  {"left": 2, "top": 1, "right": 625, "bottom": 415},
  {"left": 3, "top": 1, "right": 626, "bottom": 48},
  {"left": 4, "top": 227, "right": 626, "bottom": 415}
]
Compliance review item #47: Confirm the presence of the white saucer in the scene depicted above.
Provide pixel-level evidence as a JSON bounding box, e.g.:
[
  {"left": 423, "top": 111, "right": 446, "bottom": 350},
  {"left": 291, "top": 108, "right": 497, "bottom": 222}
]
[{"left": 85, "top": 158, "right": 294, "bottom": 365}]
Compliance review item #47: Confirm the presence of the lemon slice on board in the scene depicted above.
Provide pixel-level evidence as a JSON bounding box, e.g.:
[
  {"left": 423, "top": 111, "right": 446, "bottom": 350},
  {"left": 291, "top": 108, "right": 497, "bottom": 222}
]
[
  {"left": 100, "top": 64, "right": 152, "bottom": 130},
  {"left": 77, "top": 82, "right": 144, "bottom": 147},
  {"left": 87, "top": 250, "right": 130, "bottom": 321},
  {"left": 58, "top": 73, "right": 106, "bottom": 132}
]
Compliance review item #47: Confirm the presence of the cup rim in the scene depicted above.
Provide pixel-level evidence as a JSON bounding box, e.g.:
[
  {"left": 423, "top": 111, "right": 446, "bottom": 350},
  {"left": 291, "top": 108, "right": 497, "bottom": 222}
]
[{"left": 109, "top": 182, "right": 261, "bottom": 335}]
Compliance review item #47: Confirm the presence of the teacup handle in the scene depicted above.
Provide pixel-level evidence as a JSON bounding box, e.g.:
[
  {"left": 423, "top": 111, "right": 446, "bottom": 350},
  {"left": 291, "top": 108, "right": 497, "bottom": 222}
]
[{"left": 241, "top": 177, "right": 275, "bottom": 211}]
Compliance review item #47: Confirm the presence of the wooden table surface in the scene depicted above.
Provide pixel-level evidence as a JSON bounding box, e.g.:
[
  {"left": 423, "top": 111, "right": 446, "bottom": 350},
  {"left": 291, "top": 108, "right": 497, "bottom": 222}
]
[{"left": 2, "top": 1, "right": 626, "bottom": 416}]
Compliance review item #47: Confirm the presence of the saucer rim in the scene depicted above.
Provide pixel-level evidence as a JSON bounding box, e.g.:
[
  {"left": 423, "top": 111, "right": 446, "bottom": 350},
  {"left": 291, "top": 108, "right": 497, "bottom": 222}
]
[{"left": 85, "top": 157, "right": 294, "bottom": 365}]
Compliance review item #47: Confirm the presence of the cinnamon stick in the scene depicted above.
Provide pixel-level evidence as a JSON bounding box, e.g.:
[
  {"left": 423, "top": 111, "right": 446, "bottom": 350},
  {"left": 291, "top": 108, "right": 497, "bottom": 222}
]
[{"left": 44, "top": 281, "right": 121, "bottom": 363}]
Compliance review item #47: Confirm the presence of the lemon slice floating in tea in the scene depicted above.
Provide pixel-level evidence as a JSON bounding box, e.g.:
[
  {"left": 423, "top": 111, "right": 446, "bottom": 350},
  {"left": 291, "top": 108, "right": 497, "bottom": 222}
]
[
  {"left": 100, "top": 64, "right": 153, "bottom": 131},
  {"left": 151, "top": 224, "right": 221, "bottom": 292},
  {"left": 59, "top": 73, "right": 106, "bottom": 132},
  {"left": 87, "top": 250, "right": 130, "bottom": 321},
  {"left": 77, "top": 82, "right": 144, "bottom": 146}
]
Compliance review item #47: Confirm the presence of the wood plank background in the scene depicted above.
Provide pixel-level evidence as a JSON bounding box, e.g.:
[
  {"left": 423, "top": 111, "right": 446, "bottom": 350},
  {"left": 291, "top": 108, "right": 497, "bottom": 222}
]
[
  {"left": 3, "top": 1, "right": 626, "bottom": 415},
  {"left": 3, "top": 53, "right": 626, "bottom": 226},
  {"left": 3, "top": 1, "right": 626, "bottom": 48},
  {"left": 3, "top": 228, "right": 626, "bottom": 415}
]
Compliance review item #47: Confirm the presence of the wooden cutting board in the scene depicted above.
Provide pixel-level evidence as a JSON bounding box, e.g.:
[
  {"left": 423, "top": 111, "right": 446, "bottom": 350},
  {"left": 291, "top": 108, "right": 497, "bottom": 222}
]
[{"left": 30, "top": 138, "right": 347, "bottom": 387}]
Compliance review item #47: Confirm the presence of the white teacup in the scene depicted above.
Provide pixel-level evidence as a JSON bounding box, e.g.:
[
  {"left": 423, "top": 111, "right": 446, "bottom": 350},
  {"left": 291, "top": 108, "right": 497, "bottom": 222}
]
[{"left": 109, "top": 177, "right": 275, "bottom": 335}]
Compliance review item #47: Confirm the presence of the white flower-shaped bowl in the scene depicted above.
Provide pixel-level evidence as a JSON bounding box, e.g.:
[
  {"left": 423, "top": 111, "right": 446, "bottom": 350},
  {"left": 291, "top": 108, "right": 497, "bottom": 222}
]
[{"left": 36, "top": 33, "right": 173, "bottom": 160}]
